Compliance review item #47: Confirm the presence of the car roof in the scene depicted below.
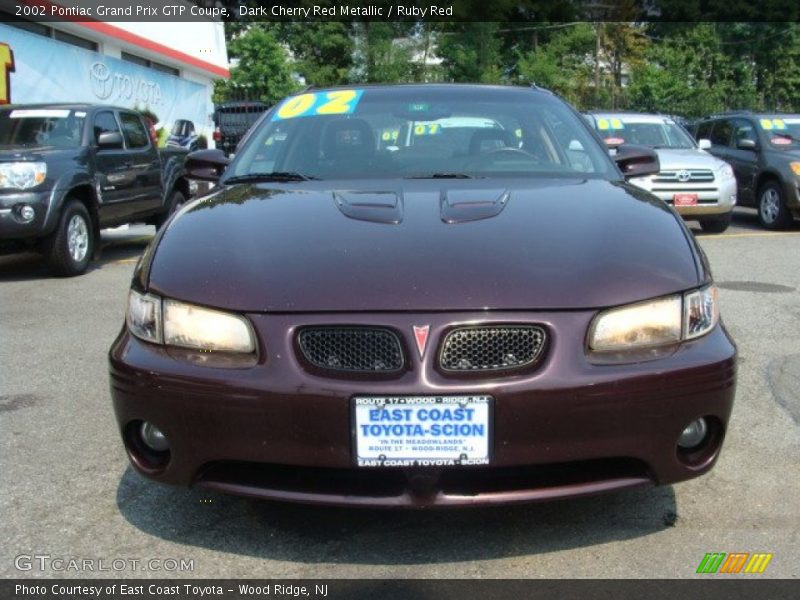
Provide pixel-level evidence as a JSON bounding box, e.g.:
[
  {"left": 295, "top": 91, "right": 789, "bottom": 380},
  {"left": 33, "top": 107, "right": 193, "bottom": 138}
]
[{"left": 588, "top": 112, "right": 675, "bottom": 123}]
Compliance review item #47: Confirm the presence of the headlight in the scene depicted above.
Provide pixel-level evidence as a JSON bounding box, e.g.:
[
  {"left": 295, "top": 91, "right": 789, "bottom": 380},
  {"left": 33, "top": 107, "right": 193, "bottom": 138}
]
[
  {"left": 127, "top": 290, "right": 255, "bottom": 353},
  {"left": 589, "top": 285, "right": 719, "bottom": 353},
  {"left": 0, "top": 162, "right": 47, "bottom": 189},
  {"left": 683, "top": 285, "right": 719, "bottom": 340},
  {"left": 717, "top": 164, "right": 735, "bottom": 179},
  {"left": 589, "top": 295, "right": 682, "bottom": 351},
  {"left": 790, "top": 162, "right": 800, "bottom": 176}
]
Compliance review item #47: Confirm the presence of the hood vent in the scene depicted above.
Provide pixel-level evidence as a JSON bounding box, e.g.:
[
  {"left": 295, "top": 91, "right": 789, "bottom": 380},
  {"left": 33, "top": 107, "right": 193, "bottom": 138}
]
[
  {"left": 333, "top": 191, "right": 403, "bottom": 224},
  {"left": 440, "top": 189, "right": 510, "bottom": 223}
]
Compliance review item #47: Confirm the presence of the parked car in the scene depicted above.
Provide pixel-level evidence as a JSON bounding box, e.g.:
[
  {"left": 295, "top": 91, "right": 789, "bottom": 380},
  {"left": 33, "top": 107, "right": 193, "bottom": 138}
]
[
  {"left": 586, "top": 112, "right": 737, "bottom": 233},
  {"left": 212, "top": 101, "right": 269, "bottom": 157},
  {"left": 110, "top": 84, "right": 736, "bottom": 508},
  {"left": 166, "top": 119, "right": 206, "bottom": 152},
  {"left": 693, "top": 111, "right": 800, "bottom": 229},
  {"left": 0, "top": 103, "right": 191, "bottom": 276}
]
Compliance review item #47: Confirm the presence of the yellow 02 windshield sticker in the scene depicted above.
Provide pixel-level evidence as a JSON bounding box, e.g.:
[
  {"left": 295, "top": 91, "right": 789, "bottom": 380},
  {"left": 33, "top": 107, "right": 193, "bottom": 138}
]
[{"left": 272, "top": 89, "right": 364, "bottom": 121}]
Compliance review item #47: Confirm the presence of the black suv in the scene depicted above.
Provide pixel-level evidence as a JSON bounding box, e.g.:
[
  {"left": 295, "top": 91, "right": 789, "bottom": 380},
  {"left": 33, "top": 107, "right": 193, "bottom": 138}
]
[{"left": 693, "top": 112, "right": 800, "bottom": 229}]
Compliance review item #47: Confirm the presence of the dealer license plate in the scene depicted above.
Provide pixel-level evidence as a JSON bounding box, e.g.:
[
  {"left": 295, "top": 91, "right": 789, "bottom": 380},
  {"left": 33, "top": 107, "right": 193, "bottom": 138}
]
[
  {"left": 352, "top": 395, "right": 492, "bottom": 467},
  {"left": 673, "top": 193, "right": 698, "bottom": 206}
]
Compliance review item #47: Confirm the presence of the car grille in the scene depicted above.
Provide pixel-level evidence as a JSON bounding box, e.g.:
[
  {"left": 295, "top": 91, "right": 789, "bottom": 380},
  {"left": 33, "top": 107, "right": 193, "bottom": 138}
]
[
  {"left": 439, "top": 326, "right": 546, "bottom": 372},
  {"left": 652, "top": 169, "right": 715, "bottom": 183},
  {"left": 298, "top": 327, "right": 404, "bottom": 373}
]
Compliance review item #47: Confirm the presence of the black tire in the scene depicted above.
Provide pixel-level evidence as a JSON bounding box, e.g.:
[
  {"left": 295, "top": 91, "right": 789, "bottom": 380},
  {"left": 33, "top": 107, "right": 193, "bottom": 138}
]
[
  {"left": 757, "top": 180, "right": 792, "bottom": 230},
  {"left": 154, "top": 189, "right": 186, "bottom": 229},
  {"left": 42, "top": 200, "right": 94, "bottom": 277},
  {"left": 699, "top": 212, "right": 732, "bottom": 234}
]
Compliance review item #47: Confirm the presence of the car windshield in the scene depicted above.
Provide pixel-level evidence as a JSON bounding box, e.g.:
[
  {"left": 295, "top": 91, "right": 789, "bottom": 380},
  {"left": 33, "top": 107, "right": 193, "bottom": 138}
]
[
  {"left": 227, "top": 87, "right": 615, "bottom": 181},
  {"left": 759, "top": 116, "right": 800, "bottom": 147},
  {"left": 595, "top": 117, "right": 696, "bottom": 149},
  {"left": 0, "top": 108, "right": 85, "bottom": 148}
]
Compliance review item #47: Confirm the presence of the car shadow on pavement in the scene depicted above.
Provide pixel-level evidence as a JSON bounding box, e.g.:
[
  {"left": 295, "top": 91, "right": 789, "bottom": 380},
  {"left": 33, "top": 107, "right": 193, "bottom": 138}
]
[
  {"left": 0, "top": 227, "right": 152, "bottom": 281},
  {"left": 116, "top": 467, "right": 677, "bottom": 565}
]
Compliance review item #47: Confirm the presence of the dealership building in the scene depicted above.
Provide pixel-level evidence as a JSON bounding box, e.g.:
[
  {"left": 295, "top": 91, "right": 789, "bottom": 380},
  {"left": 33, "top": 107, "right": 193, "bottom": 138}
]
[{"left": 0, "top": 2, "right": 229, "bottom": 141}]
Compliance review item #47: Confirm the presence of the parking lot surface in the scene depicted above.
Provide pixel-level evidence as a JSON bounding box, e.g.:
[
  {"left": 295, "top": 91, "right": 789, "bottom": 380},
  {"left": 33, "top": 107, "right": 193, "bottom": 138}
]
[{"left": 1, "top": 208, "right": 798, "bottom": 579}]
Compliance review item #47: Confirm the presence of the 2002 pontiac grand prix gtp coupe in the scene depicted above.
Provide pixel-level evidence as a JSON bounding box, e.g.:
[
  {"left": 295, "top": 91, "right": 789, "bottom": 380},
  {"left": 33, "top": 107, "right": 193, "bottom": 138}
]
[{"left": 109, "top": 84, "right": 736, "bottom": 507}]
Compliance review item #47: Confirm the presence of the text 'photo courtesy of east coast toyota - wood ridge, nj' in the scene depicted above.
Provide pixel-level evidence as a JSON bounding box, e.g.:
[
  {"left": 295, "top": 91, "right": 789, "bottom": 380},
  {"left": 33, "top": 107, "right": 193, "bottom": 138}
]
[{"left": 0, "top": 0, "right": 799, "bottom": 597}]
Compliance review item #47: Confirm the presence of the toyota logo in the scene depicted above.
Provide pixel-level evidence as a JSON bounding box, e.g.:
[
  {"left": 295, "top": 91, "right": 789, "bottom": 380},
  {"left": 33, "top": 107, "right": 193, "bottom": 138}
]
[
  {"left": 90, "top": 62, "right": 113, "bottom": 100},
  {"left": 676, "top": 170, "right": 691, "bottom": 183}
]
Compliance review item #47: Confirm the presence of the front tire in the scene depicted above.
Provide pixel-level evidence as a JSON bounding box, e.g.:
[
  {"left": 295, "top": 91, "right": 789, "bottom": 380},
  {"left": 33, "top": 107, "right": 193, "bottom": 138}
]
[
  {"left": 699, "top": 212, "right": 732, "bottom": 234},
  {"left": 154, "top": 190, "right": 186, "bottom": 229},
  {"left": 758, "top": 181, "right": 792, "bottom": 230},
  {"left": 43, "top": 200, "right": 94, "bottom": 277}
]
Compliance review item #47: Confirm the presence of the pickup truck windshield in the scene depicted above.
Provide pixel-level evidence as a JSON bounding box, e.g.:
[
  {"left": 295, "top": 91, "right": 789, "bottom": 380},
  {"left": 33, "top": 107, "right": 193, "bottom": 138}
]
[
  {"left": 596, "top": 118, "right": 696, "bottom": 150},
  {"left": 0, "top": 109, "right": 85, "bottom": 148},
  {"left": 228, "top": 88, "right": 614, "bottom": 181}
]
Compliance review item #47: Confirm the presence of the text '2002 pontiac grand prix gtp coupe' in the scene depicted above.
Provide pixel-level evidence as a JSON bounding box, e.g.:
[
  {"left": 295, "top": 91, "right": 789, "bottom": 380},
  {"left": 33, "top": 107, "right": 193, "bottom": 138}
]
[{"left": 109, "top": 84, "right": 736, "bottom": 507}]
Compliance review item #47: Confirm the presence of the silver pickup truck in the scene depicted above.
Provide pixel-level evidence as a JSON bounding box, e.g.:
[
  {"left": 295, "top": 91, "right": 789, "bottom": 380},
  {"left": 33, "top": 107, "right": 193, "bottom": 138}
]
[{"left": 586, "top": 112, "right": 737, "bottom": 233}]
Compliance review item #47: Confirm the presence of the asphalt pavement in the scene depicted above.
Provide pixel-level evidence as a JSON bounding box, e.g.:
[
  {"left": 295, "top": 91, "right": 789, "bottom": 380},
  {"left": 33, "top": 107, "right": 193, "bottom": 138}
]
[{"left": 1, "top": 208, "right": 798, "bottom": 579}]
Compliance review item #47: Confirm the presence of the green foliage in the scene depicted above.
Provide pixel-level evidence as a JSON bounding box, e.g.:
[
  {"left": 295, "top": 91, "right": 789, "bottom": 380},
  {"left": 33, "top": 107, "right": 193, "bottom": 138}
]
[
  {"left": 214, "top": 25, "right": 299, "bottom": 106},
  {"left": 215, "top": 20, "right": 800, "bottom": 118},
  {"left": 436, "top": 23, "right": 504, "bottom": 83},
  {"left": 276, "top": 22, "right": 355, "bottom": 87}
]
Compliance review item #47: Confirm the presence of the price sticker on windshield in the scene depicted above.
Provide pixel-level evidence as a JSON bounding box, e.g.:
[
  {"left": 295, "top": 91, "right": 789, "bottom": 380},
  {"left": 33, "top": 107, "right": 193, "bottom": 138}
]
[
  {"left": 272, "top": 89, "right": 364, "bottom": 121},
  {"left": 760, "top": 118, "right": 787, "bottom": 130}
]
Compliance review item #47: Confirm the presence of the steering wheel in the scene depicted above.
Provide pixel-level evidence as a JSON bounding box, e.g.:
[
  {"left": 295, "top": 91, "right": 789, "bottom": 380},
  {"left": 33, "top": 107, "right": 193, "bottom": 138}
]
[{"left": 466, "top": 146, "right": 539, "bottom": 169}]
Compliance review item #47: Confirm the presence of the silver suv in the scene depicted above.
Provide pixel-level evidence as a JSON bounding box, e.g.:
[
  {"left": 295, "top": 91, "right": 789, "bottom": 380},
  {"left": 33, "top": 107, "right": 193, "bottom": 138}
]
[{"left": 587, "top": 112, "right": 737, "bottom": 233}]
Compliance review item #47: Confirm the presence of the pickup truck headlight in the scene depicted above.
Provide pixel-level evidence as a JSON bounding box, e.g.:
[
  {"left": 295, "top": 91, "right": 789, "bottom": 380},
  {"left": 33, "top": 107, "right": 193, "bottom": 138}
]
[
  {"left": 589, "top": 285, "right": 719, "bottom": 352},
  {"left": 0, "top": 162, "right": 47, "bottom": 189},
  {"left": 127, "top": 290, "right": 256, "bottom": 353}
]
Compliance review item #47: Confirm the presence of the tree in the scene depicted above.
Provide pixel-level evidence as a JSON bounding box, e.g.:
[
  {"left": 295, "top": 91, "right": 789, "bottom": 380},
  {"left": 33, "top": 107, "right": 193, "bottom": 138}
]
[
  {"left": 214, "top": 25, "right": 299, "bottom": 105},
  {"left": 276, "top": 22, "right": 355, "bottom": 87},
  {"left": 436, "top": 22, "right": 504, "bottom": 83},
  {"left": 516, "top": 24, "right": 596, "bottom": 108}
]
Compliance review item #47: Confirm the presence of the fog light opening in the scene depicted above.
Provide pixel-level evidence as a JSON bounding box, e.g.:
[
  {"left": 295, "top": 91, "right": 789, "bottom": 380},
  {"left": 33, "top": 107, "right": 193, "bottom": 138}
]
[
  {"left": 678, "top": 417, "right": 708, "bottom": 449},
  {"left": 124, "top": 420, "right": 171, "bottom": 472},
  {"left": 140, "top": 421, "right": 170, "bottom": 452},
  {"left": 14, "top": 204, "right": 35, "bottom": 223}
]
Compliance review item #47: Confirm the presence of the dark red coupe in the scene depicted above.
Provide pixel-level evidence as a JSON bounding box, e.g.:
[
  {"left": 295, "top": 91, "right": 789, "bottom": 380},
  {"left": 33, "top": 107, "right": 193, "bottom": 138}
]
[{"left": 109, "top": 85, "right": 736, "bottom": 507}]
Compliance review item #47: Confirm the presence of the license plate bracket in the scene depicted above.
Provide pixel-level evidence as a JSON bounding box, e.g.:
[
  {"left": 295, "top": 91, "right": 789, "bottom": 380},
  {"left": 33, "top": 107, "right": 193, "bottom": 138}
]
[{"left": 352, "top": 395, "right": 492, "bottom": 467}]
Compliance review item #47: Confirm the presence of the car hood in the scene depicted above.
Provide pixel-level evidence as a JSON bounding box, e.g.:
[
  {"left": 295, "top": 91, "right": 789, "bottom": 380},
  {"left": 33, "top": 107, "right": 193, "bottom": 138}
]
[
  {"left": 653, "top": 148, "right": 725, "bottom": 170},
  {"left": 146, "top": 178, "right": 704, "bottom": 313},
  {"left": 0, "top": 146, "right": 79, "bottom": 162}
]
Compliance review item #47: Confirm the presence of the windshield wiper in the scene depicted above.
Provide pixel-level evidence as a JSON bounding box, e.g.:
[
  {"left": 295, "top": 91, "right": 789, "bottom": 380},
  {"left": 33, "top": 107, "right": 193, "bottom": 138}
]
[
  {"left": 224, "top": 171, "right": 320, "bottom": 184},
  {"left": 404, "top": 172, "right": 481, "bottom": 179}
]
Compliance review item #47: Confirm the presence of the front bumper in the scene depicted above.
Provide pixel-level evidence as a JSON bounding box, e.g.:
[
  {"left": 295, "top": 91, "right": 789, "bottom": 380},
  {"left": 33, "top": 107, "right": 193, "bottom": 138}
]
[
  {"left": 632, "top": 176, "right": 737, "bottom": 218},
  {"left": 109, "top": 311, "right": 737, "bottom": 507},
  {"left": 0, "top": 188, "right": 56, "bottom": 241}
]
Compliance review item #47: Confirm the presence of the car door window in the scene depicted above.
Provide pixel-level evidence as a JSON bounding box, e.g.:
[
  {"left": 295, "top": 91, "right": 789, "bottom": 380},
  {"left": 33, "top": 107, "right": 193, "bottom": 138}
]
[
  {"left": 731, "top": 118, "right": 757, "bottom": 147},
  {"left": 93, "top": 111, "right": 121, "bottom": 146},
  {"left": 118, "top": 112, "right": 150, "bottom": 149},
  {"left": 696, "top": 121, "right": 712, "bottom": 140},
  {"left": 709, "top": 120, "right": 733, "bottom": 147}
]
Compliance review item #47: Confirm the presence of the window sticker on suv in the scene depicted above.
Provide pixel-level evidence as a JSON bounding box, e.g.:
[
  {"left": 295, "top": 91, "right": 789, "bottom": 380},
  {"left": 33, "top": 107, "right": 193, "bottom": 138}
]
[{"left": 759, "top": 118, "right": 787, "bottom": 130}]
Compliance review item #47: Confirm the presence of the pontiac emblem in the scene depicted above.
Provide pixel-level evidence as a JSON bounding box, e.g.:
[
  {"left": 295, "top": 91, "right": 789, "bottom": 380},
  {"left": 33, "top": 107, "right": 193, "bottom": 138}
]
[{"left": 413, "top": 325, "right": 431, "bottom": 359}]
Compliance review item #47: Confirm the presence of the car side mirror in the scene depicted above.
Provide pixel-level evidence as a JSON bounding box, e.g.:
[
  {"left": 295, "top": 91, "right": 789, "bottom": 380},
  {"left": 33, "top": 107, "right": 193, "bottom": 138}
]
[
  {"left": 613, "top": 144, "right": 660, "bottom": 179},
  {"left": 186, "top": 149, "right": 229, "bottom": 182},
  {"left": 737, "top": 138, "right": 757, "bottom": 151},
  {"left": 698, "top": 138, "right": 712, "bottom": 150},
  {"left": 97, "top": 131, "right": 123, "bottom": 150}
]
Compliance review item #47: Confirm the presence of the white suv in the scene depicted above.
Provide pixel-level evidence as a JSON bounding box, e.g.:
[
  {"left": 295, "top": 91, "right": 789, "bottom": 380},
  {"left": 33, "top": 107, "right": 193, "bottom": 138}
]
[{"left": 587, "top": 112, "right": 737, "bottom": 233}]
